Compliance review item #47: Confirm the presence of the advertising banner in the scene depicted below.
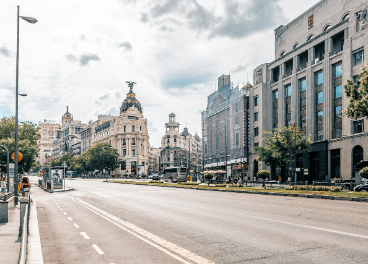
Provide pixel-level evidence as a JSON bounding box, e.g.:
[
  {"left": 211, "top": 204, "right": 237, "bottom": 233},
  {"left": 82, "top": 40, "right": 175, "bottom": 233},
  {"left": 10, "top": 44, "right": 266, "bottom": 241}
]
[{"left": 50, "top": 168, "right": 63, "bottom": 188}]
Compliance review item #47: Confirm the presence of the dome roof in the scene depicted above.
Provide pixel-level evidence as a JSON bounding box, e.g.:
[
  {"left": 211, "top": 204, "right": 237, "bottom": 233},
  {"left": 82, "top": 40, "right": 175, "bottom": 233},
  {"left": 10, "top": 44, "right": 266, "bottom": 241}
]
[
  {"left": 120, "top": 92, "right": 142, "bottom": 114},
  {"left": 194, "top": 132, "right": 200, "bottom": 142}
]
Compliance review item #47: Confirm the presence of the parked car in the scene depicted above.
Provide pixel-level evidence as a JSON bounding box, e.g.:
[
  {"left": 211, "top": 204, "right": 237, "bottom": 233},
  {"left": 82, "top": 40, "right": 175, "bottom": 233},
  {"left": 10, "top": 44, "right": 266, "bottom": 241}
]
[
  {"left": 149, "top": 174, "right": 160, "bottom": 180},
  {"left": 355, "top": 184, "right": 368, "bottom": 192}
]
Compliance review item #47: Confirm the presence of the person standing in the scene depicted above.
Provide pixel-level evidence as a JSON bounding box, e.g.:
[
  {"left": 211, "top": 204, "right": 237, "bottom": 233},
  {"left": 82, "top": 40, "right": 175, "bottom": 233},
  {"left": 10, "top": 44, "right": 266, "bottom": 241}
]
[{"left": 1, "top": 176, "right": 7, "bottom": 193}]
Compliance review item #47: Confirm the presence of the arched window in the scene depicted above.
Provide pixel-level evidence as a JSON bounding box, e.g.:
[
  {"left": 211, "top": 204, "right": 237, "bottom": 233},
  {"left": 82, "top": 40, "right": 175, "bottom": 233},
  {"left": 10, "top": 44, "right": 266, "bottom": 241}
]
[
  {"left": 353, "top": 145, "right": 364, "bottom": 168},
  {"left": 323, "top": 24, "right": 332, "bottom": 33},
  {"left": 132, "top": 125, "right": 135, "bottom": 132},
  {"left": 307, "top": 34, "right": 314, "bottom": 41},
  {"left": 341, "top": 13, "right": 350, "bottom": 22}
]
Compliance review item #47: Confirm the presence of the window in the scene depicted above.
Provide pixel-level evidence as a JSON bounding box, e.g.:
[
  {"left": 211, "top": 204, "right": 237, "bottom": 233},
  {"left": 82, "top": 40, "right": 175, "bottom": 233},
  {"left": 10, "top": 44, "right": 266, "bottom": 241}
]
[
  {"left": 335, "top": 85, "right": 342, "bottom": 98},
  {"left": 123, "top": 149, "right": 126, "bottom": 156},
  {"left": 235, "top": 102, "right": 239, "bottom": 112},
  {"left": 254, "top": 127, "right": 259, "bottom": 137},
  {"left": 140, "top": 126, "right": 141, "bottom": 131},
  {"left": 131, "top": 149, "right": 135, "bottom": 156},
  {"left": 236, "top": 132, "right": 239, "bottom": 146},
  {"left": 124, "top": 126, "right": 126, "bottom": 132},
  {"left": 132, "top": 138, "right": 136, "bottom": 145},
  {"left": 286, "top": 85, "right": 291, "bottom": 97},
  {"left": 353, "top": 49, "right": 364, "bottom": 66},
  {"left": 335, "top": 106, "right": 342, "bottom": 118},
  {"left": 274, "top": 91, "right": 278, "bottom": 100},
  {"left": 254, "top": 142, "right": 259, "bottom": 147},
  {"left": 123, "top": 138, "right": 126, "bottom": 145},
  {"left": 235, "top": 116, "right": 239, "bottom": 125},
  {"left": 353, "top": 120, "right": 364, "bottom": 133},
  {"left": 254, "top": 112, "right": 259, "bottom": 121},
  {"left": 300, "top": 97, "right": 306, "bottom": 109},
  {"left": 254, "top": 96, "right": 259, "bottom": 106},
  {"left": 316, "top": 72, "right": 323, "bottom": 85},
  {"left": 353, "top": 75, "right": 361, "bottom": 85},
  {"left": 317, "top": 111, "right": 323, "bottom": 122},
  {"left": 335, "top": 64, "right": 342, "bottom": 77},
  {"left": 299, "top": 79, "right": 306, "bottom": 91},
  {"left": 317, "top": 92, "right": 323, "bottom": 104},
  {"left": 132, "top": 125, "right": 135, "bottom": 132}
]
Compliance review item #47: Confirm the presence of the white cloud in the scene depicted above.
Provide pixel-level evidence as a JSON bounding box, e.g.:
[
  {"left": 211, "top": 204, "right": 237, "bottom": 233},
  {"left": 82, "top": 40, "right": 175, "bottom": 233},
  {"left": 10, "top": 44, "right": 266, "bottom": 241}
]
[{"left": 0, "top": 0, "right": 320, "bottom": 147}]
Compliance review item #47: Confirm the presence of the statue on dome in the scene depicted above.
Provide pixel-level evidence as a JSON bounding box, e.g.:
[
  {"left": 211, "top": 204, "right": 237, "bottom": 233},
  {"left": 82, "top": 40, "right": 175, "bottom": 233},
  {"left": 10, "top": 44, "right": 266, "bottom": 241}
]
[{"left": 126, "top": 81, "right": 136, "bottom": 93}]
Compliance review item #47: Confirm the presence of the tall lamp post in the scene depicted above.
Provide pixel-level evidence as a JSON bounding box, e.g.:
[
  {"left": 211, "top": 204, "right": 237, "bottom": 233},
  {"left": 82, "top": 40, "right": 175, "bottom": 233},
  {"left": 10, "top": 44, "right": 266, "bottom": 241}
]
[
  {"left": 290, "top": 109, "right": 297, "bottom": 185},
  {"left": 14, "top": 6, "right": 37, "bottom": 204},
  {"left": 0, "top": 145, "right": 10, "bottom": 193}
]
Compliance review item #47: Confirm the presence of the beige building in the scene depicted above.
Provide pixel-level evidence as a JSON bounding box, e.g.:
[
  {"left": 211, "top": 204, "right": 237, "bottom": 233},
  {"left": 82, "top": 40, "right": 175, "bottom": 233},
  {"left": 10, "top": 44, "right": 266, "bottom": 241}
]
[
  {"left": 36, "top": 119, "right": 59, "bottom": 166},
  {"left": 148, "top": 146, "right": 161, "bottom": 175},
  {"left": 249, "top": 0, "right": 368, "bottom": 183},
  {"left": 80, "top": 83, "right": 150, "bottom": 176},
  {"left": 161, "top": 113, "right": 202, "bottom": 174}
]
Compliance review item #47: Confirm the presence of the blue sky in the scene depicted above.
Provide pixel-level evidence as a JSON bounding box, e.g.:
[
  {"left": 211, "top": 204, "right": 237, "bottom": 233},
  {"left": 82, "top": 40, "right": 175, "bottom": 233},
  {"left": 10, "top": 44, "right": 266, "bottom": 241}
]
[{"left": 0, "top": 0, "right": 320, "bottom": 147}]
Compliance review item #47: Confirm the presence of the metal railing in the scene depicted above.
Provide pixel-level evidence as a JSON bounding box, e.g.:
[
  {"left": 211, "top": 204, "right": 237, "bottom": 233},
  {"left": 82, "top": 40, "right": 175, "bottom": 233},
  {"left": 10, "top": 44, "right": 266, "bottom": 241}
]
[{"left": 19, "top": 191, "right": 30, "bottom": 264}]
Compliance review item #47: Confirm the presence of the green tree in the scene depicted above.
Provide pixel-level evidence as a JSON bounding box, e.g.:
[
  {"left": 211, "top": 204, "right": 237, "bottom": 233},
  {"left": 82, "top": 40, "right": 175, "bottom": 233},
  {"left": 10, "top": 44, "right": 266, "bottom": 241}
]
[
  {"left": 359, "top": 167, "right": 368, "bottom": 179},
  {"left": 343, "top": 62, "right": 368, "bottom": 119},
  {"left": 255, "top": 126, "right": 311, "bottom": 180},
  {"left": 86, "top": 143, "right": 119, "bottom": 175},
  {"left": 0, "top": 117, "right": 40, "bottom": 173},
  {"left": 257, "top": 170, "right": 270, "bottom": 188},
  {"left": 204, "top": 172, "right": 213, "bottom": 186}
]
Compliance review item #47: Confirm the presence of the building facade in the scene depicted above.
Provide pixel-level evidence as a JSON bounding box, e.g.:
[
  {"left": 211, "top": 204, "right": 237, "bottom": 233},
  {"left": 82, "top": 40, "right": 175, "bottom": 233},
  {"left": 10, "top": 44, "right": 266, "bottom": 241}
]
[
  {"left": 36, "top": 119, "right": 59, "bottom": 166},
  {"left": 202, "top": 75, "right": 250, "bottom": 180},
  {"left": 79, "top": 83, "right": 150, "bottom": 176},
  {"left": 148, "top": 146, "right": 161, "bottom": 175},
  {"left": 160, "top": 113, "right": 202, "bottom": 175},
  {"left": 249, "top": 0, "right": 368, "bottom": 182}
]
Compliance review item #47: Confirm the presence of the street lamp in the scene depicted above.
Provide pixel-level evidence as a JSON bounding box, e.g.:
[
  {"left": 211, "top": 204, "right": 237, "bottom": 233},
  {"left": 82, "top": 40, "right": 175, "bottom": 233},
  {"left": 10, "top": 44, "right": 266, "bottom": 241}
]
[
  {"left": 290, "top": 109, "right": 297, "bottom": 185},
  {"left": 14, "top": 6, "right": 37, "bottom": 205},
  {"left": 0, "top": 145, "right": 10, "bottom": 193}
]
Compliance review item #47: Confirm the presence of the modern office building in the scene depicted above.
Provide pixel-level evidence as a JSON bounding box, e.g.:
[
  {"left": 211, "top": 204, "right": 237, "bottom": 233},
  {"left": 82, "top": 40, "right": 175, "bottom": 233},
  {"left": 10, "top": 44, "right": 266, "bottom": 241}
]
[
  {"left": 201, "top": 75, "right": 250, "bottom": 180},
  {"left": 249, "top": 0, "right": 368, "bottom": 182}
]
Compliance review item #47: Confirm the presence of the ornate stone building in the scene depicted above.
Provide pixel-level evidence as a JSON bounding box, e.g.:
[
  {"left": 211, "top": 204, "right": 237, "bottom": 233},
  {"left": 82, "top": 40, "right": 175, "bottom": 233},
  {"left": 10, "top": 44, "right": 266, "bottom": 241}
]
[
  {"left": 36, "top": 119, "right": 59, "bottom": 166},
  {"left": 249, "top": 0, "right": 368, "bottom": 183},
  {"left": 160, "top": 113, "right": 202, "bottom": 175},
  {"left": 80, "top": 82, "right": 150, "bottom": 176}
]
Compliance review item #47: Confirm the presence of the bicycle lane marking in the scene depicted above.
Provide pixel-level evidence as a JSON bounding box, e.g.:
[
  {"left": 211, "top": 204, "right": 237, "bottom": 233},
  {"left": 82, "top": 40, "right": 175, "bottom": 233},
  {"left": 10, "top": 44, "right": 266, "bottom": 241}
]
[{"left": 73, "top": 198, "right": 215, "bottom": 264}]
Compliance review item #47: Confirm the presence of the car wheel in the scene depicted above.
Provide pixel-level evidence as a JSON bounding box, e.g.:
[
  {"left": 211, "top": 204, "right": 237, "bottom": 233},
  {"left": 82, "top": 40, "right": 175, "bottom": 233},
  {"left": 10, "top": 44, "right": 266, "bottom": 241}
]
[{"left": 362, "top": 189, "right": 367, "bottom": 192}]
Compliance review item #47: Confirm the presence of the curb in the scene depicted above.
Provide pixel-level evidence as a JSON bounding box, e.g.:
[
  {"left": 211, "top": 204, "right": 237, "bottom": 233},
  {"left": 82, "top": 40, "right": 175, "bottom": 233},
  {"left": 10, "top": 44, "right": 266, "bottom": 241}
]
[
  {"left": 37, "top": 185, "right": 75, "bottom": 193},
  {"left": 109, "top": 181, "right": 368, "bottom": 203}
]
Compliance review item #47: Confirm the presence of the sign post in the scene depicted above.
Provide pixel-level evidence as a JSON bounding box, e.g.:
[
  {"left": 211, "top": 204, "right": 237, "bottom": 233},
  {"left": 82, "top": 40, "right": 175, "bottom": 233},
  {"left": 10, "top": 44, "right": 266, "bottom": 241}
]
[{"left": 62, "top": 161, "right": 67, "bottom": 190}]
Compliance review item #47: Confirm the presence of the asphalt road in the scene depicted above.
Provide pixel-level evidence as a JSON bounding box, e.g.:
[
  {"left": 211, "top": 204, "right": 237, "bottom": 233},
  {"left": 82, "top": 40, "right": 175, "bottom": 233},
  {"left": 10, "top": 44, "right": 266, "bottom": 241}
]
[{"left": 30, "top": 177, "right": 368, "bottom": 264}]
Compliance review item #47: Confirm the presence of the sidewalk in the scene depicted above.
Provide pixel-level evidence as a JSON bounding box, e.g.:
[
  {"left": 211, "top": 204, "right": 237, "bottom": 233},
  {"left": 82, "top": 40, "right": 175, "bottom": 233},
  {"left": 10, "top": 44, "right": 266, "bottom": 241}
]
[{"left": 0, "top": 203, "right": 21, "bottom": 264}]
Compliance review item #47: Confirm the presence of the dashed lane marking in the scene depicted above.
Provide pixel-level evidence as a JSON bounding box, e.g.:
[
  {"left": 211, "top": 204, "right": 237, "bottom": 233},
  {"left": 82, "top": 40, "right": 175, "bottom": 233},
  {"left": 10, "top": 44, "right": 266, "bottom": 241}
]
[
  {"left": 80, "top": 232, "right": 90, "bottom": 239},
  {"left": 74, "top": 198, "right": 215, "bottom": 264},
  {"left": 92, "top": 244, "right": 104, "bottom": 255},
  {"left": 68, "top": 217, "right": 72, "bottom": 221},
  {"left": 63, "top": 212, "right": 67, "bottom": 215},
  {"left": 74, "top": 223, "right": 79, "bottom": 228}
]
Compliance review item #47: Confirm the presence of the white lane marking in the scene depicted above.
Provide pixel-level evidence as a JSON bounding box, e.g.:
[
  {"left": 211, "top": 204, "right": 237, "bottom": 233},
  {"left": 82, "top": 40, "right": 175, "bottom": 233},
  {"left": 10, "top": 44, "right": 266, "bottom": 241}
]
[
  {"left": 60, "top": 208, "right": 63, "bottom": 211},
  {"left": 68, "top": 217, "right": 72, "bottom": 221},
  {"left": 57, "top": 205, "right": 60, "bottom": 207},
  {"left": 74, "top": 223, "right": 79, "bottom": 228},
  {"left": 92, "top": 244, "right": 104, "bottom": 255},
  {"left": 74, "top": 198, "right": 214, "bottom": 264},
  {"left": 80, "top": 232, "right": 90, "bottom": 239},
  {"left": 186, "top": 204, "right": 368, "bottom": 240},
  {"left": 63, "top": 212, "right": 67, "bottom": 215}
]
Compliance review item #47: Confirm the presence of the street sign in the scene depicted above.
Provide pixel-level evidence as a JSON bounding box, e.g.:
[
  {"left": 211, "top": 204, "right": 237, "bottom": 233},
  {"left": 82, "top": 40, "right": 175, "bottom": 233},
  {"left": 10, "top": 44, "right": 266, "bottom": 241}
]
[{"left": 11, "top": 152, "right": 23, "bottom": 162}]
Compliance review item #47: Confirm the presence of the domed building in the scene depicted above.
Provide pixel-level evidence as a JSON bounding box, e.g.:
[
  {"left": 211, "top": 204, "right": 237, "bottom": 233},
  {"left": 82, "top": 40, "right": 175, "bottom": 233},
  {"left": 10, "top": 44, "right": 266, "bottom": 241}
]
[{"left": 81, "top": 82, "right": 150, "bottom": 176}]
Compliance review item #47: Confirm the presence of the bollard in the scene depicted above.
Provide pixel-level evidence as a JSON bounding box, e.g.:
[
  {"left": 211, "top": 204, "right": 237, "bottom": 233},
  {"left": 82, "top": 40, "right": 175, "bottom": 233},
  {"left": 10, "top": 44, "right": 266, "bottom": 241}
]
[
  {"left": 350, "top": 182, "right": 353, "bottom": 191},
  {"left": 19, "top": 197, "right": 28, "bottom": 236}
]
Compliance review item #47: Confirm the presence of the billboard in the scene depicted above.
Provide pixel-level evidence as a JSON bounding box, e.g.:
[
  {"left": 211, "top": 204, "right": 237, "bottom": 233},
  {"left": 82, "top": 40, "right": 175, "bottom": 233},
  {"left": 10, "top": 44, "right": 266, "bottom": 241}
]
[{"left": 50, "top": 168, "right": 63, "bottom": 188}]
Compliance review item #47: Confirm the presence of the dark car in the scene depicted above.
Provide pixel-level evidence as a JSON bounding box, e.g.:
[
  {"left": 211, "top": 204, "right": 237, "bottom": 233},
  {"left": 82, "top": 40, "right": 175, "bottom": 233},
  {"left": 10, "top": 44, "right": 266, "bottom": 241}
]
[
  {"left": 149, "top": 174, "right": 161, "bottom": 180},
  {"left": 355, "top": 184, "right": 368, "bottom": 192}
]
